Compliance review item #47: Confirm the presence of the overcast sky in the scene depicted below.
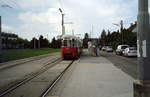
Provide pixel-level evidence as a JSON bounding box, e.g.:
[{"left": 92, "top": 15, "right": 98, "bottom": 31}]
[{"left": 0, "top": 0, "right": 138, "bottom": 40}]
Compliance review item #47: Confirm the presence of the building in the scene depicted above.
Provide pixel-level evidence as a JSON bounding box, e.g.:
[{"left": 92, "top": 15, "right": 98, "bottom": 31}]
[
  {"left": 1, "top": 32, "right": 19, "bottom": 49},
  {"left": 128, "top": 22, "right": 137, "bottom": 32}
]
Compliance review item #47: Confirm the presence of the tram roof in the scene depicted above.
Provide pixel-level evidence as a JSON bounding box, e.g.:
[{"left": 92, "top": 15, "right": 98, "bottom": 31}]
[{"left": 62, "top": 34, "right": 80, "bottom": 40}]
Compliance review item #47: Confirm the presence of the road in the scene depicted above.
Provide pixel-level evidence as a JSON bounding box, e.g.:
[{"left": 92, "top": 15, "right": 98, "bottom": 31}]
[{"left": 99, "top": 51, "right": 137, "bottom": 79}]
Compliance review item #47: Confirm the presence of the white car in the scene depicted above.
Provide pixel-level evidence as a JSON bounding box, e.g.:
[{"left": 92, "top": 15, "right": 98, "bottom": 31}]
[
  {"left": 102, "top": 46, "right": 107, "bottom": 51},
  {"left": 106, "top": 46, "right": 113, "bottom": 52},
  {"left": 116, "top": 45, "right": 129, "bottom": 55},
  {"left": 123, "top": 47, "right": 137, "bottom": 57}
]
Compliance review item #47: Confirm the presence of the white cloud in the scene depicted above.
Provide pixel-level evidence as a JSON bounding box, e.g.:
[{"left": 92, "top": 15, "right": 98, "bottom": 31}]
[
  {"left": 15, "top": 0, "right": 59, "bottom": 11},
  {"left": 60, "top": 0, "right": 137, "bottom": 38},
  {"left": 16, "top": 8, "right": 62, "bottom": 40},
  {"left": 19, "top": 8, "right": 60, "bottom": 24},
  {"left": 3, "top": 0, "right": 138, "bottom": 40},
  {"left": 2, "top": 24, "right": 14, "bottom": 32}
]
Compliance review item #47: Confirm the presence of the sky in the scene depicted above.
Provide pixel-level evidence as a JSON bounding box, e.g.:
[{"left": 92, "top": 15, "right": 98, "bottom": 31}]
[{"left": 0, "top": 0, "right": 138, "bottom": 40}]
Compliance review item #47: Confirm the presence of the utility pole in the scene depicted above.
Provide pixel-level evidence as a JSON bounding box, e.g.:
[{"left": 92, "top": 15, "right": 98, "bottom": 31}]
[
  {"left": 134, "top": 0, "right": 150, "bottom": 96},
  {"left": 0, "top": 16, "right": 2, "bottom": 50},
  {"left": 0, "top": 16, "right": 1, "bottom": 62},
  {"left": 72, "top": 29, "right": 74, "bottom": 36},
  {"left": 120, "top": 20, "right": 123, "bottom": 32},
  {"left": 47, "top": 34, "right": 48, "bottom": 40},
  {"left": 91, "top": 25, "right": 93, "bottom": 38},
  {"left": 113, "top": 21, "right": 124, "bottom": 44},
  {"left": 34, "top": 38, "right": 36, "bottom": 49},
  {"left": 38, "top": 37, "right": 40, "bottom": 49},
  {"left": 59, "top": 8, "right": 65, "bottom": 35},
  {"left": 120, "top": 20, "right": 123, "bottom": 44}
]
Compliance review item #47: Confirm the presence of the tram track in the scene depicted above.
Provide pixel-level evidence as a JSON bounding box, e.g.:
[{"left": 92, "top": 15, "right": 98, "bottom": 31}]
[
  {"left": 0, "top": 57, "right": 62, "bottom": 97},
  {"left": 0, "top": 59, "right": 74, "bottom": 97},
  {"left": 0, "top": 53, "right": 59, "bottom": 71},
  {"left": 41, "top": 60, "right": 74, "bottom": 97}
]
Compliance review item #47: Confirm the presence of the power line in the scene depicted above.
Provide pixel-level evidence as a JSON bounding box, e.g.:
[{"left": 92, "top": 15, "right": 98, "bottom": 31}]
[{"left": 1, "top": 0, "right": 22, "bottom": 10}]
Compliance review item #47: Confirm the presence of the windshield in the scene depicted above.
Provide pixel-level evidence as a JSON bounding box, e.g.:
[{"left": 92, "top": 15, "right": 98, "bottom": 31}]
[
  {"left": 121, "top": 46, "right": 128, "bottom": 49},
  {"left": 63, "top": 40, "right": 67, "bottom": 46}
]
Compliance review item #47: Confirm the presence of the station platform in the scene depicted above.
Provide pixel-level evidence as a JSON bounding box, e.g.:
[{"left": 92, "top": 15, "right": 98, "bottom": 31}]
[{"left": 48, "top": 50, "right": 134, "bottom": 97}]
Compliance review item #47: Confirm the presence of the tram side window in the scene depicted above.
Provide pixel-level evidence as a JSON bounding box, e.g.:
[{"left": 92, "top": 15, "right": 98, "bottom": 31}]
[
  {"left": 72, "top": 39, "right": 75, "bottom": 47},
  {"left": 69, "top": 40, "right": 71, "bottom": 47},
  {"left": 74, "top": 40, "right": 76, "bottom": 47},
  {"left": 77, "top": 41, "right": 79, "bottom": 47}
]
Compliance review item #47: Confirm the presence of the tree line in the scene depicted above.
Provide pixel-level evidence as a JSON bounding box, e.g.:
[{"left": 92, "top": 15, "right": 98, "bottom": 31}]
[
  {"left": 82, "top": 28, "right": 137, "bottom": 50},
  {"left": 4, "top": 35, "right": 61, "bottom": 49},
  {"left": 26, "top": 35, "right": 61, "bottom": 49},
  {"left": 99, "top": 28, "right": 136, "bottom": 49}
]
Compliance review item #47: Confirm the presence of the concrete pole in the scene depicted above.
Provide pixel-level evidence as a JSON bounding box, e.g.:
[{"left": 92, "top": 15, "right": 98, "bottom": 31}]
[
  {"left": 34, "top": 38, "right": 36, "bottom": 49},
  {"left": 134, "top": 0, "right": 150, "bottom": 96},
  {"left": 62, "top": 13, "right": 65, "bottom": 35},
  {"left": 0, "top": 16, "right": 1, "bottom": 50},
  {"left": 38, "top": 39, "right": 40, "bottom": 49},
  {"left": 120, "top": 20, "right": 123, "bottom": 44},
  {"left": 59, "top": 8, "right": 65, "bottom": 35},
  {"left": 38, "top": 35, "right": 40, "bottom": 49}
]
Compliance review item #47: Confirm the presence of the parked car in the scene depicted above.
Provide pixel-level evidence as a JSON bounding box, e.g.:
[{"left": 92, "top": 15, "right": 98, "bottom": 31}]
[
  {"left": 123, "top": 47, "right": 137, "bottom": 57},
  {"left": 106, "top": 46, "right": 113, "bottom": 52},
  {"left": 116, "top": 45, "right": 129, "bottom": 55},
  {"left": 102, "top": 46, "right": 107, "bottom": 51}
]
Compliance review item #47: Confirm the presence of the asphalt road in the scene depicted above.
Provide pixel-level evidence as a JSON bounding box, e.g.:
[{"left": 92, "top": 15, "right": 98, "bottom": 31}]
[{"left": 99, "top": 51, "right": 137, "bottom": 79}]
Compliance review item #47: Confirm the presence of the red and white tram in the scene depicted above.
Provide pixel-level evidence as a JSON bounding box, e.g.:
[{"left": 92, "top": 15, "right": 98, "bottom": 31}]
[{"left": 61, "top": 35, "right": 82, "bottom": 59}]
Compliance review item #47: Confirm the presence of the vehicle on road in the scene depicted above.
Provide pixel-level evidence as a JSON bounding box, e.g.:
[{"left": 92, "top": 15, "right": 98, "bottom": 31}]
[
  {"left": 116, "top": 45, "right": 129, "bottom": 55},
  {"left": 106, "top": 46, "right": 113, "bottom": 52},
  {"left": 123, "top": 47, "right": 137, "bottom": 57},
  {"left": 102, "top": 46, "right": 107, "bottom": 51},
  {"left": 61, "top": 34, "right": 82, "bottom": 59}
]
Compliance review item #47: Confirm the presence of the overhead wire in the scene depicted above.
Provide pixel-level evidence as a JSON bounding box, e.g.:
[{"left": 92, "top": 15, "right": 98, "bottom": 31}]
[{"left": 0, "top": 0, "right": 22, "bottom": 33}]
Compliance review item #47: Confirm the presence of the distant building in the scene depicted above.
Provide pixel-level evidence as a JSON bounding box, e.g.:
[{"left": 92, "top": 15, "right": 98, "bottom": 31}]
[
  {"left": 1, "top": 32, "right": 19, "bottom": 49},
  {"left": 128, "top": 22, "right": 137, "bottom": 32}
]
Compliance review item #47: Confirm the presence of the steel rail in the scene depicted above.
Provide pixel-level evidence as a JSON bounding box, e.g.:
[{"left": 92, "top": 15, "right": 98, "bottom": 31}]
[
  {"left": 41, "top": 60, "right": 74, "bottom": 97},
  {"left": 0, "top": 58, "right": 62, "bottom": 97}
]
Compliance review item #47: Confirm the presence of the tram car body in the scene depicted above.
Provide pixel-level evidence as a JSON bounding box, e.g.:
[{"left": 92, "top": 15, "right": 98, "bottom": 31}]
[{"left": 61, "top": 35, "right": 82, "bottom": 59}]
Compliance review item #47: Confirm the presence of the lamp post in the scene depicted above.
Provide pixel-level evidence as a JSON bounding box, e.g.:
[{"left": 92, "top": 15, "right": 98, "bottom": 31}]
[
  {"left": 113, "top": 20, "right": 123, "bottom": 44},
  {"left": 0, "top": 16, "right": 1, "bottom": 50},
  {"left": 59, "top": 8, "right": 65, "bottom": 35},
  {"left": 0, "top": 4, "right": 13, "bottom": 50},
  {"left": 134, "top": 0, "right": 150, "bottom": 96}
]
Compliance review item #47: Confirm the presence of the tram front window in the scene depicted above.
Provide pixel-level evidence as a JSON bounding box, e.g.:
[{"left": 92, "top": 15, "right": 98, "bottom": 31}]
[{"left": 63, "top": 40, "right": 67, "bottom": 46}]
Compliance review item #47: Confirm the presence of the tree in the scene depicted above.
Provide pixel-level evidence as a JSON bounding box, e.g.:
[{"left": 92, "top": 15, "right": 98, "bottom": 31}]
[
  {"left": 98, "top": 27, "right": 137, "bottom": 50},
  {"left": 83, "top": 33, "right": 89, "bottom": 48},
  {"left": 51, "top": 37, "right": 56, "bottom": 48},
  {"left": 99, "top": 29, "right": 107, "bottom": 46},
  {"left": 31, "top": 37, "right": 38, "bottom": 48}
]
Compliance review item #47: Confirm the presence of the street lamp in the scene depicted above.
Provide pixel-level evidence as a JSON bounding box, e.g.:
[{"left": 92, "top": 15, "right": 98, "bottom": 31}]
[
  {"left": 0, "top": 16, "right": 1, "bottom": 50},
  {"left": 113, "top": 20, "right": 124, "bottom": 44},
  {"left": 0, "top": 4, "right": 13, "bottom": 50},
  {"left": 59, "top": 8, "right": 65, "bottom": 35}
]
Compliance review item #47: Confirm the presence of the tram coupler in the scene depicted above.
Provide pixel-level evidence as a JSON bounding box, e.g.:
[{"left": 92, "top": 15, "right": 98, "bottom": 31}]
[{"left": 133, "top": 80, "right": 150, "bottom": 97}]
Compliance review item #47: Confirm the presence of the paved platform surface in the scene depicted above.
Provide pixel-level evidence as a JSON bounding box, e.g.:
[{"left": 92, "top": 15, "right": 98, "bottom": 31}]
[{"left": 48, "top": 51, "right": 134, "bottom": 97}]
